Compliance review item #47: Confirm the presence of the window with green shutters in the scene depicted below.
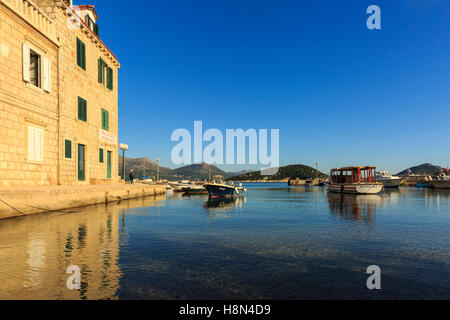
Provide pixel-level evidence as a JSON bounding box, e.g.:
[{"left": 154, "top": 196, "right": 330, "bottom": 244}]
[
  {"left": 101, "top": 109, "right": 109, "bottom": 130},
  {"left": 107, "top": 67, "right": 113, "bottom": 90},
  {"left": 64, "top": 139, "right": 72, "bottom": 159},
  {"left": 76, "top": 38, "right": 86, "bottom": 70},
  {"left": 98, "top": 59, "right": 113, "bottom": 91},
  {"left": 78, "top": 97, "right": 87, "bottom": 122},
  {"left": 99, "top": 148, "right": 104, "bottom": 163}
]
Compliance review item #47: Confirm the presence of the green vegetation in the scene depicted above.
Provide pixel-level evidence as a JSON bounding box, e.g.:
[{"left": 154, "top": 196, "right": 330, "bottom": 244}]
[
  {"left": 396, "top": 163, "right": 443, "bottom": 176},
  {"left": 229, "top": 164, "right": 328, "bottom": 181}
]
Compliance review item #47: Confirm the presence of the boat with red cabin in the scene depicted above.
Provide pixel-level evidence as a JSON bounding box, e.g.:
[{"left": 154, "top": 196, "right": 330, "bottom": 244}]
[{"left": 328, "top": 166, "right": 383, "bottom": 194}]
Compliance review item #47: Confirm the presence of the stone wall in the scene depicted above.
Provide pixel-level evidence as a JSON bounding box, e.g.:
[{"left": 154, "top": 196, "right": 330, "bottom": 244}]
[{"left": 0, "top": 0, "right": 59, "bottom": 186}]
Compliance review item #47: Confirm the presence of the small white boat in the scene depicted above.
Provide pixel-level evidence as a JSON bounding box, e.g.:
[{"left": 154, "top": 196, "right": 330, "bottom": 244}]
[{"left": 376, "top": 170, "right": 402, "bottom": 188}]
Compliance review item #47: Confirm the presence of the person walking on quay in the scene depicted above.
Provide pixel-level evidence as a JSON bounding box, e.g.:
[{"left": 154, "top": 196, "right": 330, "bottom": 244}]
[{"left": 129, "top": 170, "right": 135, "bottom": 184}]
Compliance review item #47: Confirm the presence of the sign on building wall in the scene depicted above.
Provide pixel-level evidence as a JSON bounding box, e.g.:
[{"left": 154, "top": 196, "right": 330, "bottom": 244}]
[{"left": 99, "top": 129, "right": 117, "bottom": 145}]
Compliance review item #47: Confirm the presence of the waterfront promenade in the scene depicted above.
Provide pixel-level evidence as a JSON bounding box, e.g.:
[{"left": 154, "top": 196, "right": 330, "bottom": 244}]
[{"left": 0, "top": 184, "right": 165, "bottom": 220}]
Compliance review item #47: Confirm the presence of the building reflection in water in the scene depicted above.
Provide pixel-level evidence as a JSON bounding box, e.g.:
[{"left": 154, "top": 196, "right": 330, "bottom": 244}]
[
  {"left": 0, "top": 195, "right": 164, "bottom": 300},
  {"left": 327, "top": 192, "right": 382, "bottom": 223}
]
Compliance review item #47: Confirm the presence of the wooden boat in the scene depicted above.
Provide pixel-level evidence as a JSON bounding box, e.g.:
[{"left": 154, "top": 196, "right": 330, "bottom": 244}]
[{"left": 328, "top": 166, "right": 383, "bottom": 194}]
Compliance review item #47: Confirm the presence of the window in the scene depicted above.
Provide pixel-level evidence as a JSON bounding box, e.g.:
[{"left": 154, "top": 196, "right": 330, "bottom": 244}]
[
  {"left": 101, "top": 109, "right": 109, "bottom": 130},
  {"left": 78, "top": 97, "right": 87, "bottom": 122},
  {"left": 98, "top": 58, "right": 107, "bottom": 85},
  {"left": 28, "top": 126, "right": 43, "bottom": 162},
  {"left": 76, "top": 38, "right": 86, "bottom": 70},
  {"left": 29, "top": 50, "right": 40, "bottom": 87},
  {"left": 64, "top": 139, "right": 72, "bottom": 159},
  {"left": 22, "top": 44, "right": 51, "bottom": 92},
  {"left": 85, "top": 15, "right": 99, "bottom": 36},
  {"left": 99, "top": 148, "right": 104, "bottom": 163},
  {"left": 98, "top": 59, "right": 113, "bottom": 90}
]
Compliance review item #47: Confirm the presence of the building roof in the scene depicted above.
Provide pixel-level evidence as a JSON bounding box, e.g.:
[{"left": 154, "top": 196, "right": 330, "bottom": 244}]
[
  {"left": 331, "top": 166, "right": 377, "bottom": 171},
  {"left": 72, "top": 5, "right": 98, "bottom": 20},
  {"left": 62, "top": 1, "right": 119, "bottom": 66}
]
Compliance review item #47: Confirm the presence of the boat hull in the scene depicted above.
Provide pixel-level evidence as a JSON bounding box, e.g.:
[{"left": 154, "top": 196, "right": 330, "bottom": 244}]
[
  {"left": 428, "top": 180, "right": 450, "bottom": 189},
  {"left": 379, "top": 179, "right": 402, "bottom": 188},
  {"left": 328, "top": 183, "right": 383, "bottom": 194}
]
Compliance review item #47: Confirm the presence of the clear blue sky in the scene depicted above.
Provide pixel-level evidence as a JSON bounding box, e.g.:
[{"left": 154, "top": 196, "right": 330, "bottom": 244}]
[{"left": 90, "top": 0, "right": 449, "bottom": 174}]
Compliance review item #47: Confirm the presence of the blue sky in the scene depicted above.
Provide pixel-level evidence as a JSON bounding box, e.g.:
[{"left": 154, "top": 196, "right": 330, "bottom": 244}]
[{"left": 90, "top": 0, "right": 449, "bottom": 174}]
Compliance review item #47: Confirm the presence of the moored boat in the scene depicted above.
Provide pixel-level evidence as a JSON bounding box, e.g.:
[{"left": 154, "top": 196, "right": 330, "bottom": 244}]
[
  {"left": 183, "top": 185, "right": 208, "bottom": 194},
  {"left": 428, "top": 170, "right": 450, "bottom": 189},
  {"left": 328, "top": 166, "right": 383, "bottom": 194},
  {"left": 204, "top": 176, "right": 247, "bottom": 198},
  {"left": 168, "top": 181, "right": 193, "bottom": 192},
  {"left": 376, "top": 170, "right": 402, "bottom": 188}
]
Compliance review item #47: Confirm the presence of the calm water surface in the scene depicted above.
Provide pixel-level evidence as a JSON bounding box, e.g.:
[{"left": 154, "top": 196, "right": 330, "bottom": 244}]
[{"left": 0, "top": 183, "right": 449, "bottom": 299}]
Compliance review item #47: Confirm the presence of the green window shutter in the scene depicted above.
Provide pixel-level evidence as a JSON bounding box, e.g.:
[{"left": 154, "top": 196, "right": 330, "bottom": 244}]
[
  {"left": 98, "top": 58, "right": 103, "bottom": 83},
  {"left": 99, "top": 148, "right": 104, "bottom": 163},
  {"left": 78, "top": 97, "right": 82, "bottom": 120},
  {"left": 107, "top": 67, "right": 113, "bottom": 90},
  {"left": 102, "top": 109, "right": 109, "bottom": 130},
  {"left": 78, "top": 97, "right": 87, "bottom": 122},
  {"left": 94, "top": 24, "right": 99, "bottom": 36},
  {"left": 76, "top": 39, "right": 81, "bottom": 67},
  {"left": 77, "top": 38, "right": 86, "bottom": 70},
  {"left": 84, "top": 99, "right": 87, "bottom": 121},
  {"left": 82, "top": 42, "right": 86, "bottom": 70},
  {"left": 64, "top": 140, "right": 72, "bottom": 159}
]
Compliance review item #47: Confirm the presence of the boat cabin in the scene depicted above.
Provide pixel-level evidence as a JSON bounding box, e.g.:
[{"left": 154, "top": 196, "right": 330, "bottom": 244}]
[{"left": 330, "top": 166, "right": 377, "bottom": 184}]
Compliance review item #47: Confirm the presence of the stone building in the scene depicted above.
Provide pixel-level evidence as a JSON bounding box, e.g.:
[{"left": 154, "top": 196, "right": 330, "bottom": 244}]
[{"left": 0, "top": 0, "right": 120, "bottom": 186}]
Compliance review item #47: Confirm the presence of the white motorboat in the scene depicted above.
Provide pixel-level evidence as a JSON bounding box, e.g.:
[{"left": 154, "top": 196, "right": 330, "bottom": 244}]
[
  {"left": 376, "top": 170, "right": 402, "bottom": 188},
  {"left": 168, "top": 181, "right": 194, "bottom": 192}
]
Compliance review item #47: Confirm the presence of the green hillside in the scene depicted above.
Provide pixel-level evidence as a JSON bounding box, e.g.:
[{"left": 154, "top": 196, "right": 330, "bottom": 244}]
[
  {"left": 229, "top": 164, "right": 328, "bottom": 181},
  {"left": 396, "top": 163, "right": 443, "bottom": 176},
  {"left": 172, "top": 163, "right": 229, "bottom": 180}
]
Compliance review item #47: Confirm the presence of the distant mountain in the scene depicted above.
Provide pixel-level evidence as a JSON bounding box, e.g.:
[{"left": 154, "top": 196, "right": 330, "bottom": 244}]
[
  {"left": 229, "top": 164, "right": 328, "bottom": 181},
  {"left": 118, "top": 158, "right": 234, "bottom": 180},
  {"left": 172, "top": 163, "right": 229, "bottom": 180},
  {"left": 118, "top": 157, "right": 177, "bottom": 180},
  {"left": 396, "top": 163, "right": 443, "bottom": 176}
]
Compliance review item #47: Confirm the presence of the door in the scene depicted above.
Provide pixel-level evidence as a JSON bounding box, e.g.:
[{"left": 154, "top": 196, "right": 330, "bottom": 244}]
[
  {"left": 107, "top": 151, "right": 112, "bottom": 179},
  {"left": 78, "top": 144, "right": 85, "bottom": 181}
]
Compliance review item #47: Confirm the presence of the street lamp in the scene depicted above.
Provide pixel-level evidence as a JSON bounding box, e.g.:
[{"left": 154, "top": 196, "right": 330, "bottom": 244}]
[
  {"left": 156, "top": 158, "right": 160, "bottom": 182},
  {"left": 119, "top": 143, "right": 128, "bottom": 182}
]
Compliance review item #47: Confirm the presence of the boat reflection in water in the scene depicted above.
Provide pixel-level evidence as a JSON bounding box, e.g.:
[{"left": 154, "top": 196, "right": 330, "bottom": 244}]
[
  {"left": 203, "top": 197, "right": 247, "bottom": 218},
  {"left": 327, "top": 192, "right": 382, "bottom": 223},
  {"left": 0, "top": 195, "right": 164, "bottom": 300}
]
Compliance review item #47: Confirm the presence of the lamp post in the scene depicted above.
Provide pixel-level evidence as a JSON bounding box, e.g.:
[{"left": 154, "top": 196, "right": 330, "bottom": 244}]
[
  {"left": 156, "top": 158, "right": 160, "bottom": 182},
  {"left": 119, "top": 143, "right": 128, "bottom": 182}
]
